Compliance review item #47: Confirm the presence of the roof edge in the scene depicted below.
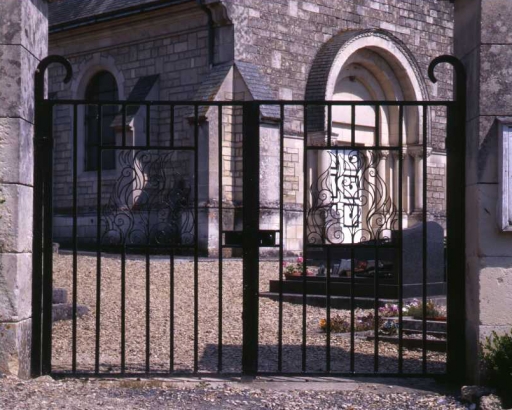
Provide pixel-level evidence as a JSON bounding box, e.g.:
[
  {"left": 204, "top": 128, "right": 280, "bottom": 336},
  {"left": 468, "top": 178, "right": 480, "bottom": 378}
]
[{"left": 50, "top": 0, "right": 194, "bottom": 34}]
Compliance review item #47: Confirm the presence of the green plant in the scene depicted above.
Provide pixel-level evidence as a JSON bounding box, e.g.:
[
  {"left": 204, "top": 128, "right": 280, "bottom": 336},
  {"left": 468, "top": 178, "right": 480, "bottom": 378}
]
[{"left": 482, "top": 330, "right": 512, "bottom": 406}]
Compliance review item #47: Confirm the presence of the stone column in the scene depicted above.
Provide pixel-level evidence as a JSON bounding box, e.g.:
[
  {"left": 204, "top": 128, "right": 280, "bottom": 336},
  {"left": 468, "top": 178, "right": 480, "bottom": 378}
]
[
  {"left": 402, "top": 150, "right": 412, "bottom": 215},
  {"left": 409, "top": 146, "right": 432, "bottom": 212},
  {"left": 455, "top": 0, "right": 512, "bottom": 382},
  {"left": 413, "top": 150, "right": 423, "bottom": 211},
  {"left": 0, "top": 0, "right": 48, "bottom": 378},
  {"left": 393, "top": 152, "right": 401, "bottom": 211}
]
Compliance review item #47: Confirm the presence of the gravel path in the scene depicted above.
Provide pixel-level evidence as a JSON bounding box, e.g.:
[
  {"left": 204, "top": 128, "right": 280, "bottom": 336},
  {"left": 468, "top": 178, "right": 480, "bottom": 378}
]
[
  {"left": 52, "top": 254, "right": 446, "bottom": 375},
  {"left": 0, "top": 376, "right": 468, "bottom": 410}
]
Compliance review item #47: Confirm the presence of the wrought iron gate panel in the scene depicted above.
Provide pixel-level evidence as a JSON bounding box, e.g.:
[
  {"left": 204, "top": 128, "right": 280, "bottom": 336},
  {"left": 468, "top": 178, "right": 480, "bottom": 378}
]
[{"left": 32, "top": 55, "right": 466, "bottom": 380}]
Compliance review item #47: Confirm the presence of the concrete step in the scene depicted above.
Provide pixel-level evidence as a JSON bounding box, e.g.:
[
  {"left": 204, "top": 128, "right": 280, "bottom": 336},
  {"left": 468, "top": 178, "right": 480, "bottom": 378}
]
[
  {"left": 52, "top": 303, "right": 89, "bottom": 322},
  {"left": 367, "top": 335, "right": 446, "bottom": 352},
  {"left": 400, "top": 318, "right": 447, "bottom": 333}
]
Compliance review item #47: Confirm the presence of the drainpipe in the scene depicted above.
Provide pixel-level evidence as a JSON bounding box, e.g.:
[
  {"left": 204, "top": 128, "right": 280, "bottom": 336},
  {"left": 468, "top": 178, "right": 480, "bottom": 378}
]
[{"left": 196, "top": 0, "right": 215, "bottom": 67}]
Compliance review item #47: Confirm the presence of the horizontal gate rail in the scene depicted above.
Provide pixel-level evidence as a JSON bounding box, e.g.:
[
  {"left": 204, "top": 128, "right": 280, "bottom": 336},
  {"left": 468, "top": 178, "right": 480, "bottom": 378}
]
[{"left": 43, "top": 99, "right": 458, "bottom": 106}]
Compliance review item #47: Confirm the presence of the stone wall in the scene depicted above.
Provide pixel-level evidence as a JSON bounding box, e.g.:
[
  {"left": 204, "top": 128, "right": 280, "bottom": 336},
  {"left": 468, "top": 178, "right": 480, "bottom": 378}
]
[
  {"left": 48, "top": 0, "right": 455, "bottom": 253},
  {"left": 221, "top": 0, "right": 454, "bottom": 148},
  {"left": 0, "top": 0, "right": 49, "bottom": 378},
  {"left": 49, "top": 3, "right": 210, "bottom": 211},
  {"left": 455, "top": 0, "right": 512, "bottom": 382},
  {"left": 427, "top": 152, "right": 447, "bottom": 222},
  {"left": 48, "top": 3, "right": 213, "bottom": 247},
  {"left": 221, "top": 0, "right": 454, "bottom": 228}
]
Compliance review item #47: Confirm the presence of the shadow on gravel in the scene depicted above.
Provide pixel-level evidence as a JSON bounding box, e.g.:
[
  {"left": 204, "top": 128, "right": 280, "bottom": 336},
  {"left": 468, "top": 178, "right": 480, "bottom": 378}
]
[{"left": 198, "top": 344, "right": 446, "bottom": 376}]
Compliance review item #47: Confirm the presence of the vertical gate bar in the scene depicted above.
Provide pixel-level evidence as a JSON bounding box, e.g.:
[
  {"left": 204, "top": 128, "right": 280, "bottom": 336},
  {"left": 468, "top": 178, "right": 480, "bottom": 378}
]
[
  {"left": 32, "top": 75, "right": 46, "bottom": 378},
  {"left": 121, "top": 246, "right": 126, "bottom": 374},
  {"left": 170, "top": 249, "right": 175, "bottom": 372},
  {"left": 374, "top": 104, "right": 381, "bottom": 373},
  {"left": 146, "top": 104, "right": 151, "bottom": 146},
  {"left": 170, "top": 104, "right": 175, "bottom": 148},
  {"left": 351, "top": 105, "right": 356, "bottom": 147},
  {"left": 218, "top": 104, "right": 223, "bottom": 373},
  {"left": 350, "top": 248, "right": 355, "bottom": 373},
  {"left": 326, "top": 104, "right": 332, "bottom": 373},
  {"left": 422, "top": 105, "right": 428, "bottom": 374},
  {"left": 170, "top": 103, "right": 176, "bottom": 373},
  {"left": 145, "top": 249, "right": 150, "bottom": 373},
  {"left": 145, "top": 103, "right": 151, "bottom": 374},
  {"left": 31, "top": 150, "right": 43, "bottom": 376},
  {"left": 95, "top": 104, "right": 103, "bottom": 375},
  {"left": 350, "top": 103, "right": 356, "bottom": 373},
  {"left": 118, "top": 103, "right": 126, "bottom": 375},
  {"left": 446, "top": 102, "right": 467, "bottom": 380},
  {"left": 301, "top": 104, "right": 308, "bottom": 373},
  {"left": 326, "top": 247, "right": 331, "bottom": 373},
  {"left": 242, "top": 101, "right": 260, "bottom": 376},
  {"left": 72, "top": 104, "right": 78, "bottom": 374},
  {"left": 278, "top": 104, "right": 284, "bottom": 373},
  {"left": 41, "top": 103, "right": 54, "bottom": 375},
  {"left": 121, "top": 103, "right": 127, "bottom": 375},
  {"left": 427, "top": 58, "right": 468, "bottom": 380},
  {"left": 398, "top": 105, "right": 404, "bottom": 374},
  {"left": 193, "top": 104, "right": 199, "bottom": 373},
  {"left": 327, "top": 103, "right": 332, "bottom": 148},
  {"left": 121, "top": 103, "right": 126, "bottom": 147}
]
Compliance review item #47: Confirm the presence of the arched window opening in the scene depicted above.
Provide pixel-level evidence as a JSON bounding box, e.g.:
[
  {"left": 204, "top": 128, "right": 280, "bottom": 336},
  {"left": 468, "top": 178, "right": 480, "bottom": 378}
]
[{"left": 84, "top": 71, "right": 118, "bottom": 171}]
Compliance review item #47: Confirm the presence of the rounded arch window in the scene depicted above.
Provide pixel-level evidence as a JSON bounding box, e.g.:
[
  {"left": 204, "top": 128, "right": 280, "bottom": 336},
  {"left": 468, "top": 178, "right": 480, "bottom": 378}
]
[{"left": 84, "top": 71, "right": 118, "bottom": 171}]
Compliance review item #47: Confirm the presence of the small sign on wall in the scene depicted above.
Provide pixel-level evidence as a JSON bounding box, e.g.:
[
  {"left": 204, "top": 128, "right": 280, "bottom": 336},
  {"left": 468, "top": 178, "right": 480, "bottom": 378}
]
[{"left": 498, "top": 119, "right": 512, "bottom": 231}]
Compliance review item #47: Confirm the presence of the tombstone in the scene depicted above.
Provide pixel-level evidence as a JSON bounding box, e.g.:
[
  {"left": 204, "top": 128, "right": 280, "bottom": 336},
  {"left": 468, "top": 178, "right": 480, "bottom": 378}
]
[
  {"left": 269, "top": 220, "right": 446, "bottom": 299},
  {"left": 401, "top": 221, "right": 445, "bottom": 297}
]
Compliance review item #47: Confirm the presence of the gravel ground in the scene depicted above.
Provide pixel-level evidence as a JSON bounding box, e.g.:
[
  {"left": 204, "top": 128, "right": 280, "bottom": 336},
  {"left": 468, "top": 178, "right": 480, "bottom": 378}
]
[
  {"left": 51, "top": 254, "right": 446, "bottom": 375},
  {"left": 0, "top": 375, "right": 468, "bottom": 410}
]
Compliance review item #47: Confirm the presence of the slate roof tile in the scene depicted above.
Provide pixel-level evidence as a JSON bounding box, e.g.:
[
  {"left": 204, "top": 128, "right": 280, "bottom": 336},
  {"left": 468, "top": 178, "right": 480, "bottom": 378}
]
[{"left": 49, "top": 0, "right": 186, "bottom": 28}]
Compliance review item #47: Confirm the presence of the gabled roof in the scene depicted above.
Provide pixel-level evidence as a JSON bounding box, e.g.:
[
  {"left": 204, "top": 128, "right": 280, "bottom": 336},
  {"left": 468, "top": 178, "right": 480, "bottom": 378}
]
[
  {"left": 190, "top": 62, "right": 233, "bottom": 118},
  {"left": 235, "top": 61, "right": 280, "bottom": 120},
  {"left": 190, "top": 61, "right": 280, "bottom": 120},
  {"left": 49, "top": 0, "right": 191, "bottom": 31}
]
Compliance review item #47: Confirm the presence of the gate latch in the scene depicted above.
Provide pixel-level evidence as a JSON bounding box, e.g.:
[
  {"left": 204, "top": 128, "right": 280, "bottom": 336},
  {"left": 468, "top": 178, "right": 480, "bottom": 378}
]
[{"left": 223, "top": 230, "right": 280, "bottom": 248}]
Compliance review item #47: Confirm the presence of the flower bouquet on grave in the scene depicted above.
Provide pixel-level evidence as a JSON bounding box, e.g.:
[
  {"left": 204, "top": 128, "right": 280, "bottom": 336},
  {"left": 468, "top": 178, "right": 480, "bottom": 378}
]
[
  {"left": 283, "top": 257, "right": 314, "bottom": 279},
  {"left": 378, "top": 303, "right": 400, "bottom": 318},
  {"left": 403, "top": 299, "right": 446, "bottom": 321}
]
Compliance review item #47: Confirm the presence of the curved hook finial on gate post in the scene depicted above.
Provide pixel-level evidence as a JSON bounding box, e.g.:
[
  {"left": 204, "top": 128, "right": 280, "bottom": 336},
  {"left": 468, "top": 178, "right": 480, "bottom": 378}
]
[
  {"left": 34, "top": 55, "right": 73, "bottom": 143},
  {"left": 428, "top": 54, "right": 468, "bottom": 382},
  {"left": 428, "top": 54, "right": 467, "bottom": 103},
  {"left": 35, "top": 55, "right": 73, "bottom": 102}
]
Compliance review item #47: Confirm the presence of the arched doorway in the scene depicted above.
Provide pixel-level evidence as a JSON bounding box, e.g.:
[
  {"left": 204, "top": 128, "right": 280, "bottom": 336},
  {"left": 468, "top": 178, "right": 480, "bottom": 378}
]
[{"left": 306, "top": 29, "right": 434, "bottom": 245}]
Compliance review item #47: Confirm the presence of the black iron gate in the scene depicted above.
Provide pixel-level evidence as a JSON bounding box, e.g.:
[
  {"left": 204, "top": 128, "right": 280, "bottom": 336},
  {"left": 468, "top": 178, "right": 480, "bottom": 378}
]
[{"left": 32, "top": 55, "right": 466, "bottom": 380}]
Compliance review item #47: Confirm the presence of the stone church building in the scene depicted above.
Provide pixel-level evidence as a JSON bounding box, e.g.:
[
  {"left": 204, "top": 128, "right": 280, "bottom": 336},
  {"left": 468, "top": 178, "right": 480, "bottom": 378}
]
[{"left": 47, "top": 0, "right": 454, "bottom": 254}]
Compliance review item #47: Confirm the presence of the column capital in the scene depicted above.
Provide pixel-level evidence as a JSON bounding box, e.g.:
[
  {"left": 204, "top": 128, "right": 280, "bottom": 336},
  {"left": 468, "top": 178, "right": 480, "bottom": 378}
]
[
  {"left": 378, "top": 149, "right": 391, "bottom": 160},
  {"left": 407, "top": 145, "right": 432, "bottom": 159}
]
